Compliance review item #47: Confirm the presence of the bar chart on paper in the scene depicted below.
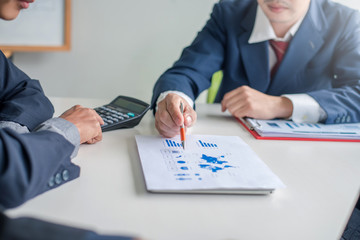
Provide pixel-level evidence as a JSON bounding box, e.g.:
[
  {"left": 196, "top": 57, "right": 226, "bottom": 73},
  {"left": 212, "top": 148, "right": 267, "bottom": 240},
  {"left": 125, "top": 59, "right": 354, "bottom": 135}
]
[
  {"left": 161, "top": 138, "right": 235, "bottom": 180},
  {"left": 135, "top": 135, "right": 285, "bottom": 194}
]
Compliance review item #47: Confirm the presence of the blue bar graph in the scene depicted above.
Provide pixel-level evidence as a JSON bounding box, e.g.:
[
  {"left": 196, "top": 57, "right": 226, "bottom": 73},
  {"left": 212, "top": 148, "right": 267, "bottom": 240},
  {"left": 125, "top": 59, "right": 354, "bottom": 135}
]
[
  {"left": 165, "top": 139, "right": 182, "bottom": 148},
  {"left": 198, "top": 140, "right": 218, "bottom": 148}
]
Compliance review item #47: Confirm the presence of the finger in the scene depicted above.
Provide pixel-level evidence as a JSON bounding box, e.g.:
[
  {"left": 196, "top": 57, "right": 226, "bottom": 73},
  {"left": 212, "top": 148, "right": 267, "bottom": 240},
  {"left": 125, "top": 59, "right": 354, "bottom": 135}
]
[
  {"left": 156, "top": 107, "right": 179, "bottom": 130},
  {"left": 222, "top": 87, "right": 243, "bottom": 102},
  {"left": 183, "top": 106, "right": 196, "bottom": 127},
  {"left": 225, "top": 94, "right": 246, "bottom": 113},
  {"left": 221, "top": 99, "right": 228, "bottom": 112},
  {"left": 73, "top": 105, "right": 83, "bottom": 110},
  {"left": 93, "top": 132, "right": 103, "bottom": 143},
  {"left": 221, "top": 91, "right": 237, "bottom": 112},
  {"left": 94, "top": 110, "right": 104, "bottom": 125},
  {"left": 86, "top": 131, "right": 102, "bottom": 144},
  {"left": 221, "top": 86, "right": 249, "bottom": 111},
  {"left": 155, "top": 119, "right": 179, "bottom": 138},
  {"left": 222, "top": 93, "right": 243, "bottom": 113},
  {"left": 166, "top": 100, "right": 184, "bottom": 126},
  {"left": 155, "top": 120, "right": 179, "bottom": 138},
  {"left": 232, "top": 104, "right": 253, "bottom": 119}
]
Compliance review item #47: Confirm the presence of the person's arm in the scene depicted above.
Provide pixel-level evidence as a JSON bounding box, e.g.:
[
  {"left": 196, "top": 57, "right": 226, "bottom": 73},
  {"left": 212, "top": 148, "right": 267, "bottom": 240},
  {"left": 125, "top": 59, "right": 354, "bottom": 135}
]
[
  {"left": 0, "top": 51, "right": 54, "bottom": 130},
  {"left": 0, "top": 211, "right": 135, "bottom": 240},
  {"left": 0, "top": 128, "right": 78, "bottom": 209},
  {"left": 152, "top": 2, "right": 227, "bottom": 136},
  {"left": 0, "top": 121, "right": 29, "bottom": 133},
  {"left": 151, "top": 2, "right": 228, "bottom": 106},
  {"left": 282, "top": 94, "right": 327, "bottom": 123},
  {"left": 306, "top": 11, "right": 360, "bottom": 124},
  {"left": 0, "top": 105, "right": 103, "bottom": 209}
]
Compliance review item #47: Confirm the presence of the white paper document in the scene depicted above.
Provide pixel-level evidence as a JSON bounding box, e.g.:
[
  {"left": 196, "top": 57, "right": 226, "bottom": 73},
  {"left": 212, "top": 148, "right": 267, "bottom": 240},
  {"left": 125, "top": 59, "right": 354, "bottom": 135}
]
[
  {"left": 246, "top": 118, "right": 360, "bottom": 139},
  {"left": 135, "top": 135, "right": 285, "bottom": 194}
]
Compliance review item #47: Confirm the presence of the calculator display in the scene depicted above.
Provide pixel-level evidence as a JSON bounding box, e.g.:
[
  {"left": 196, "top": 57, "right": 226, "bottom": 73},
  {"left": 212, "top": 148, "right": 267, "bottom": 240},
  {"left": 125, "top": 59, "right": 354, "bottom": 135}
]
[{"left": 113, "top": 98, "right": 147, "bottom": 114}]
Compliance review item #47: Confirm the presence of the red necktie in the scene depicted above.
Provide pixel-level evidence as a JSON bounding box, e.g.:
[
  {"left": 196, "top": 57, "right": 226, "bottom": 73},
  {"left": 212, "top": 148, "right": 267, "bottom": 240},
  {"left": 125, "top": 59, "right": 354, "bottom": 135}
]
[{"left": 269, "top": 40, "right": 289, "bottom": 78}]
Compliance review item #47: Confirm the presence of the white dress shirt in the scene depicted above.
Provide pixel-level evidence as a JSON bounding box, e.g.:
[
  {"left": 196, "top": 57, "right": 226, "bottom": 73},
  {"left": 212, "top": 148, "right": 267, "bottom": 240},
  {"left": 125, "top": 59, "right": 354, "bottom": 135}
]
[{"left": 158, "top": 5, "right": 327, "bottom": 123}]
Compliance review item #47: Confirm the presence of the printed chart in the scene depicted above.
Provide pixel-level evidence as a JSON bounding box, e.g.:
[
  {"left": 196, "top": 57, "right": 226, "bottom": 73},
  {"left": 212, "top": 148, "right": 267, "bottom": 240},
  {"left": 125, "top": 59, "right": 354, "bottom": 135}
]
[
  {"left": 161, "top": 138, "right": 237, "bottom": 182},
  {"left": 135, "top": 135, "right": 285, "bottom": 193}
]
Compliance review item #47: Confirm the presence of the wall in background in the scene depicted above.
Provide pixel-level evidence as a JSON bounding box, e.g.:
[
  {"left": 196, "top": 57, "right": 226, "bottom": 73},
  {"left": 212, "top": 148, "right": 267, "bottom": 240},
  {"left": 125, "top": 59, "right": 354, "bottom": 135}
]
[
  {"left": 335, "top": 0, "right": 360, "bottom": 10},
  {"left": 13, "top": 0, "right": 218, "bottom": 103},
  {"left": 12, "top": 0, "right": 360, "bottom": 104}
]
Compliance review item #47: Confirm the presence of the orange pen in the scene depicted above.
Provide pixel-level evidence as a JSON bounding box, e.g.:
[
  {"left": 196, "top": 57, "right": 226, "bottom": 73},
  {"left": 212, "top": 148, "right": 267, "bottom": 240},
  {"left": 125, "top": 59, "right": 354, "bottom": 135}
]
[{"left": 180, "top": 102, "right": 186, "bottom": 150}]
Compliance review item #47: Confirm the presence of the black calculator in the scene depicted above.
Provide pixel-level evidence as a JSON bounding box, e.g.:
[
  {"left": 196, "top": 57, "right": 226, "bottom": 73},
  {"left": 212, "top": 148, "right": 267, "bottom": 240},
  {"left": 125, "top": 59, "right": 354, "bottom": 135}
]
[{"left": 94, "top": 96, "right": 150, "bottom": 132}]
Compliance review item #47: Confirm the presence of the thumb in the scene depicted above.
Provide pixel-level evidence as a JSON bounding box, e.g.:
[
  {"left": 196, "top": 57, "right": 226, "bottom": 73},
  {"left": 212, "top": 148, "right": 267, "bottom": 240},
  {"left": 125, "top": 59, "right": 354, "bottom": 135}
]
[{"left": 183, "top": 106, "right": 196, "bottom": 127}]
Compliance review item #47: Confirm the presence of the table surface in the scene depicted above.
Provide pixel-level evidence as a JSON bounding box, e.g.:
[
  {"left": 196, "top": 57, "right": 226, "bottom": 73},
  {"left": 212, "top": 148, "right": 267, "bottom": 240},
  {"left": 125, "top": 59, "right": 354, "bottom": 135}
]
[{"left": 6, "top": 97, "right": 360, "bottom": 240}]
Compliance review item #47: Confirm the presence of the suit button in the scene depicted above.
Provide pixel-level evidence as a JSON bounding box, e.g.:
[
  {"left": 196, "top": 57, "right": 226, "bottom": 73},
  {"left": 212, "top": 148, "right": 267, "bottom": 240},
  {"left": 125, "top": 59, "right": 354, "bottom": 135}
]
[
  {"left": 335, "top": 117, "right": 340, "bottom": 124},
  {"left": 48, "top": 176, "right": 55, "bottom": 187},
  {"left": 341, "top": 116, "right": 346, "bottom": 123},
  {"left": 55, "top": 173, "right": 62, "bottom": 185},
  {"left": 346, "top": 116, "right": 351, "bottom": 123},
  {"left": 62, "top": 170, "right": 69, "bottom": 181}
]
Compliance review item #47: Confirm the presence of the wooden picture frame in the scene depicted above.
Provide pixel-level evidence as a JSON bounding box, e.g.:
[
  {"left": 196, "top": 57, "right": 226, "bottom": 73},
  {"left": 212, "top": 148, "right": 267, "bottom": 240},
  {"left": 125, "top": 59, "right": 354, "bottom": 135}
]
[{"left": 0, "top": 0, "right": 71, "bottom": 53}]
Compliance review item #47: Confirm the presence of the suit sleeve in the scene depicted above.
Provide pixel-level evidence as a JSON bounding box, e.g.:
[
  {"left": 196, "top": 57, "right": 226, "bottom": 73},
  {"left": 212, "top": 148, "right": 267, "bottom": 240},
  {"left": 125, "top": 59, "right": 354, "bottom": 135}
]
[
  {"left": 0, "top": 51, "right": 54, "bottom": 130},
  {"left": 307, "top": 11, "right": 360, "bottom": 124},
  {"left": 0, "top": 128, "right": 80, "bottom": 209},
  {"left": 0, "top": 212, "right": 134, "bottom": 240},
  {"left": 151, "top": 2, "right": 226, "bottom": 107}
]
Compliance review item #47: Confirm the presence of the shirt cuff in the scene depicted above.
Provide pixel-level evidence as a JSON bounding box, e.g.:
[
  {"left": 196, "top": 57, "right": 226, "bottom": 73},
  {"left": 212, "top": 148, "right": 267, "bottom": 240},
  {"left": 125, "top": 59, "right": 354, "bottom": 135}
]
[
  {"left": 156, "top": 91, "right": 194, "bottom": 110},
  {"left": 33, "top": 118, "right": 80, "bottom": 159},
  {"left": 0, "top": 121, "right": 30, "bottom": 134},
  {"left": 282, "top": 94, "right": 327, "bottom": 123}
]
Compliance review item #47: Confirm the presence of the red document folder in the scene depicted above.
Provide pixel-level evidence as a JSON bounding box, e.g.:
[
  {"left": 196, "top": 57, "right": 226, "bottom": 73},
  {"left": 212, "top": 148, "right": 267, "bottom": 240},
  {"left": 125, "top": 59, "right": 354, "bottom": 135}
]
[{"left": 237, "top": 118, "right": 360, "bottom": 142}]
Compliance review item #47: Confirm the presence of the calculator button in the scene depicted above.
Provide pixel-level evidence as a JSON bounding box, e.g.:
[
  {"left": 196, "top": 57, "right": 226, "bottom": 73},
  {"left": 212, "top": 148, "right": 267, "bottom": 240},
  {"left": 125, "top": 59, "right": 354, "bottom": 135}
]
[{"left": 127, "top": 112, "right": 135, "bottom": 117}]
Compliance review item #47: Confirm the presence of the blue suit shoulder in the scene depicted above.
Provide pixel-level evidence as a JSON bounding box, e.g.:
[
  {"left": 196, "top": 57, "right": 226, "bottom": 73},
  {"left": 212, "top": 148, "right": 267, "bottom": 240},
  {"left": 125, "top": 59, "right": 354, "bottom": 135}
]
[{"left": 0, "top": 50, "right": 54, "bottom": 130}]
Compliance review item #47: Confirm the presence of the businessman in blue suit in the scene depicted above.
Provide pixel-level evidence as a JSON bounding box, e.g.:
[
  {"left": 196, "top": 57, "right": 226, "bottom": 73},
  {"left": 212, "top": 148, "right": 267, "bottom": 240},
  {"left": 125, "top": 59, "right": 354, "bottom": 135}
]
[
  {"left": 0, "top": 0, "right": 135, "bottom": 239},
  {"left": 152, "top": 1, "right": 360, "bottom": 238},
  {"left": 152, "top": 0, "right": 360, "bottom": 138}
]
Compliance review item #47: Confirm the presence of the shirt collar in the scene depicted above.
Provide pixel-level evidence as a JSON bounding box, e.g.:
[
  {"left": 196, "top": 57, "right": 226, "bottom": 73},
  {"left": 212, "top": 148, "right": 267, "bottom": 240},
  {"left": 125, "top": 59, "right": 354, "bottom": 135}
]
[{"left": 248, "top": 5, "right": 305, "bottom": 44}]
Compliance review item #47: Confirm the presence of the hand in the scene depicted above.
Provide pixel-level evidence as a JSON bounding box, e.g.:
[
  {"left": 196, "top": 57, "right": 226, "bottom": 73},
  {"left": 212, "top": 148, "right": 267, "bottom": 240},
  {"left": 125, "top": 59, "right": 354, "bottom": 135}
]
[
  {"left": 221, "top": 86, "right": 293, "bottom": 119},
  {"left": 60, "top": 105, "right": 104, "bottom": 144},
  {"left": 155, "top": 93, "right": 197, "bottom": 137}
]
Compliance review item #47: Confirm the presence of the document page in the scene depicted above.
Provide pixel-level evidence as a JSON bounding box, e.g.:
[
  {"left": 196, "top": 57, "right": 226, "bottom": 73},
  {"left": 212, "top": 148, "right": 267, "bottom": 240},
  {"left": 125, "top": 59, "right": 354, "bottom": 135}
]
[
  {"left": 246, "top": 119, "right": 360, "bottom": 139},
  {"left": 135, "top": 135, "right": 285, "bottom": 193}
]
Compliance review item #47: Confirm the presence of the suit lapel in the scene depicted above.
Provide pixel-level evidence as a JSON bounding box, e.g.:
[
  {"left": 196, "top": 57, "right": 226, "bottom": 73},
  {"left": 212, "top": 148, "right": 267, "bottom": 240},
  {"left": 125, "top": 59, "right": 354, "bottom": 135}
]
[
  {"left": 268, "top": 0, "right": 327, "bottom": 94},
  {"left": 239, "top": 2, "right": 270, "bottom": 93},
  {"left": 240, "top": 36, "right": 270, "bottom": 92}
]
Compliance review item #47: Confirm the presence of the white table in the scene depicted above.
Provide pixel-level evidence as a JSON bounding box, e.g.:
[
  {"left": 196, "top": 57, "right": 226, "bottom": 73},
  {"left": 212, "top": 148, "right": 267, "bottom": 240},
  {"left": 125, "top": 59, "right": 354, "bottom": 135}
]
[{"left": 6, "top": 97, "right": 360, "bottom": 240}]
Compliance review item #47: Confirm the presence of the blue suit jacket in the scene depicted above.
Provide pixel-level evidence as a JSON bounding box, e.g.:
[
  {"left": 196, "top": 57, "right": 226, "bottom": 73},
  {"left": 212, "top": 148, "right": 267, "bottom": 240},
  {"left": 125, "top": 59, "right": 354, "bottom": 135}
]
[
  {"left": 0, "top": 51, "right": 79, "bottom": 209},
  {"left": 0, "top": 211, "right": 133, "bottom": 240},
  {"left": 152, "top": 0, "right": 360, "bottom": 124}
]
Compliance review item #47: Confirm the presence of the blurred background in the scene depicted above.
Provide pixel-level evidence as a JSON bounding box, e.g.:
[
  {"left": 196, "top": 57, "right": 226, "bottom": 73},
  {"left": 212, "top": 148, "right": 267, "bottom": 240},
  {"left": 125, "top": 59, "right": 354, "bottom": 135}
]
[{"left": 5, "top": 0, "right": 360, "bottom": 104}]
